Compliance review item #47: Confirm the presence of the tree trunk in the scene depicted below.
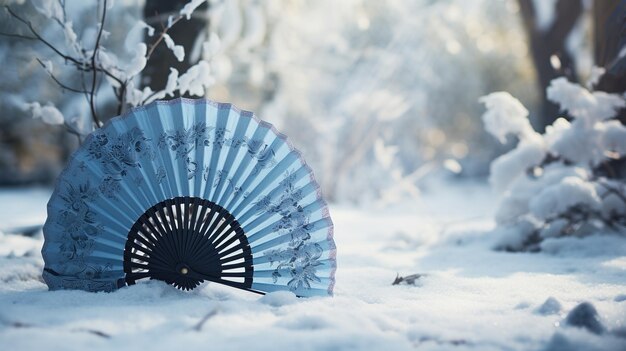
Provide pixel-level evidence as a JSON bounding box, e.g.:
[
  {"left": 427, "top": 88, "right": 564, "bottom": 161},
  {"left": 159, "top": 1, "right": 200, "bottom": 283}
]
[
  {"left": 593, "top": 0, "right": 626, "bottom": 179},
  {"left": 593, "top": 0, "right": 626, "bottom": 123},
  {"left": 517, "top": 0, "right": 582, "bottom": 131}
]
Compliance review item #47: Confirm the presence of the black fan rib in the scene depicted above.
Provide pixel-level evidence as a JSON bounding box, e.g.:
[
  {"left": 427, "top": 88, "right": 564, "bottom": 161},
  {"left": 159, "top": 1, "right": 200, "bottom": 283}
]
[{"left": 123, "top": 196, "right": 255, "bottom": 292}]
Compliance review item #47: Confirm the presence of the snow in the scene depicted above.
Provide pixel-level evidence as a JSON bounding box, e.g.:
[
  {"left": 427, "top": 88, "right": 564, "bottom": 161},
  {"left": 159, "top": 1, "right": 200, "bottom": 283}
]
[
  {"left": 23, "top": 102, "right": 65, "bottom": 125},
  {"left": 164, "top": 68, "right": 179, "bottom": 97},
  {"left": 488, "top": 139, "right": 545, "bottom": 193},
  {"left": 180, "top": 0, "right": 206, "bottom": 20},
  {"left": 63, "top": 21, "right": 81, "bottom": 57},
  {"left": 1, "top": 182, "right": 625, "bottom": 350},
  {"left": 33, "top": 0, "right": 64, "bottom": 21},
  {"left": 587, "top": 66, "right": 606, "bottom": 89},
  {"left": 177, "top": 60, "right": 214, "bottom": 97},
  {"left": 601, "top": 120, "right": 626, "bottom": 157},
  {"left": 125, "top": 43, "right": 148, "bottom": 78},
  {"left": 140, "top": 21, "right": 155, "bottom": 37},
  {"left": 203, "top": 33, "right": 221, "bottom": 60},
  {"left": 479, "top": 92, "right": 538, "bottom": 143},
  {"left": 529, "top": 177, "right": 601, "bottom": 220},
  {"left": 126, "top": 21, "right": 155, "bottom": 51},
  {"left": 373, "top": 139, "right": 398, "bottom": 170},
  {"left": 546, "top": 77, "right": 625, "bottom": 123},
  {"left": 240, "top": 2, "right": 266, "bottom": 49},
  {"left": 163, "top": 34, "right": 185, "bottom": 62},
  {"left": 443, "top": 159, "right": 462, "bottom": 174}
]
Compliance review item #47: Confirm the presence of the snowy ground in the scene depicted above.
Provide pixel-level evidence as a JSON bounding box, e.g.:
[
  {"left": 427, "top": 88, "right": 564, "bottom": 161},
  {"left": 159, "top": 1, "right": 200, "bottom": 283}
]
[{"left": 1, "top": 182, "right": 625, "bottom": 351}]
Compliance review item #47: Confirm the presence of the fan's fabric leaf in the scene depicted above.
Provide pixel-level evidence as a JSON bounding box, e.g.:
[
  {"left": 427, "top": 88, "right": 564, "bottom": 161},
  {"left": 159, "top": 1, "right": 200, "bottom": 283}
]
[{"left": 42, "top": 99, "right": 336, "bottom": 297}]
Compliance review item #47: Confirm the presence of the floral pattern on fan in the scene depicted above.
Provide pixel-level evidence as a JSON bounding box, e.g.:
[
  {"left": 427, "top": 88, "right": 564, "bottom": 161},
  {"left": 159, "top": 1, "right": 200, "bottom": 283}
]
[
  {"left": 156, "top": 122, "right": 277, "bottom": 179},
  {"left": 50, "top": 181, "right": 109, "bottom": 280},
  {"left": 157, "top": 122, "right": 213, "bottom": 159},
  {"left": 158, "top": 122, "right": 213, "bottom": 179},
  {"left": 255, "top": 170, "right": 326, "bottom": 289},
  {"left": 86, "top": 127, "right": 154, "bottom": 196},
  {"left": 264, "top": 243, "right": 324, "bottom": 290}
]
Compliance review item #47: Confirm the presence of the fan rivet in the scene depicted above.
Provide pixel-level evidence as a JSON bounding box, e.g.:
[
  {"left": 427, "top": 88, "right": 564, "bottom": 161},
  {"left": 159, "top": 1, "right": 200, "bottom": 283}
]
[{"left": 180, "top": 267, "right": 189, "bottom": 275}]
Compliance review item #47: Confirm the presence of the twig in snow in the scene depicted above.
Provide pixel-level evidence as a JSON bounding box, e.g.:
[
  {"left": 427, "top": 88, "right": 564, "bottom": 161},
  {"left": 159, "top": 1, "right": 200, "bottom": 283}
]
[
  {"left": 2, "top": 224, "right": 43, "bottom": 237},
  {"left": 0, "top": 315, "right": 35, "bottom": 328},
  {"left": 192, "top": 308, "right": 219, "bottom": 331},
  {"left": 392, "top": 273, "right": 425, "bottom": 286},
  {"left": 73, "top": 328, "right": 111, "bottom": 339}
]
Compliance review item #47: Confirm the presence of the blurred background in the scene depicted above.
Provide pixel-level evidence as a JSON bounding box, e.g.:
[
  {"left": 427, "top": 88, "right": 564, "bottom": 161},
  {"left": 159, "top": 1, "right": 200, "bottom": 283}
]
[{"left": 0, "top": 0, "right": 623, "bottom": 204}]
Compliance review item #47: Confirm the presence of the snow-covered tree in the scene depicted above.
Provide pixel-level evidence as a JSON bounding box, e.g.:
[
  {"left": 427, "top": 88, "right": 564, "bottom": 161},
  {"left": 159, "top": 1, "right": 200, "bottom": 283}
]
[
  {"left": 2, "top": 0, "right": 218, "bottom": 138},
  {"left": 481, "top": 75, "right": 626, "bottom": 251}
]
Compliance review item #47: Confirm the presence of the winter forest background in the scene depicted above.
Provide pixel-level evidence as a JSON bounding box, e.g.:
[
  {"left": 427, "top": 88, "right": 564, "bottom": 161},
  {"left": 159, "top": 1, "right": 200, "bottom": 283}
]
[
  {"left": 1, "top": 1, "right": 626, "bottom": 350},
  {"left": 0, "top": 0, "right": 561, "bottom": 195}
]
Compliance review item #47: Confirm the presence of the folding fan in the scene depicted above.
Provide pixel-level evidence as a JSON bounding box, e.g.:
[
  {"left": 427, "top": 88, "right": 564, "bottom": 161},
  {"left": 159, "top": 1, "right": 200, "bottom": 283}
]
[{"left": 41, "top": 98, "right": 336, "bottom": 297}]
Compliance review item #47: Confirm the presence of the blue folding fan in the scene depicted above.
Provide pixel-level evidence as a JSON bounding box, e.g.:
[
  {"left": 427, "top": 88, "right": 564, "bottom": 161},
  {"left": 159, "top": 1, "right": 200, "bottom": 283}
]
[{"left": 42, "top": 98, "right": 336, "bottom": 297}]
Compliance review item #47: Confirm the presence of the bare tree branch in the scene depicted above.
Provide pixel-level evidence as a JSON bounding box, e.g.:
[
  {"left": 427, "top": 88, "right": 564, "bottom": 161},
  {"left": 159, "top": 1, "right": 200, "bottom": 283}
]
[
  {"left": 0, "top": 31, "right": 37, "bottom": 40},
  {"left": 4, "top": 5, "right": 126, "bottom": 90},
  {"left": 36, "top": 58, "right": 90, "bottom": 94},
  {"left": 89, "top": 0, "right": 108, "bottom": 128},
  {"left": 4, "top": 6, "right": 84, "bottom": 66}
]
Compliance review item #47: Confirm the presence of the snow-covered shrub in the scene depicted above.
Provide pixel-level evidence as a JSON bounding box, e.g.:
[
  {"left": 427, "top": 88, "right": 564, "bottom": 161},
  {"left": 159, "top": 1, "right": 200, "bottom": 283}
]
[{"left": 480, "top": 77, "right": 626, "bottom": 251}]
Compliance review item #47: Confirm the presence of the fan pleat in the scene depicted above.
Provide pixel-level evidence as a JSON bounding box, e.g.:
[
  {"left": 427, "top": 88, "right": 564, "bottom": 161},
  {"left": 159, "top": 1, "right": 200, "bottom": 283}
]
[
  {"left": 227, "top": 136, "right": 289, "bottom": 212},
  {"left": 202, "top": 104, "right": 231, "bottom": 201},
  {"left": 234, "top": 164, "right": 313, "bottom": 226},
  {"left": 212, "top": 111, "right": 254, "bottom": 205},
  {"left": 217, "top": 121, "right": 271, "bottom": 208},
  {"left": 191, "top": 103, "right": 210, "bottom": 197},
  {"left": 131, "top": 109, "right": 164, "bottom": 205},
  {"left": 229, "top": 151, "right": 299, "bottom": 217},
  {"left": 214, "top": 118, "right": 269, "bottom": 206}
]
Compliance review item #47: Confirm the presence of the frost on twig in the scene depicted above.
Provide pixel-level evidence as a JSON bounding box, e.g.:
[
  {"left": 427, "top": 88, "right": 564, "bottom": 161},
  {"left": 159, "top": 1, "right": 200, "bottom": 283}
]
[{"left": 480, "top": 75, "right": 626, "bottom": 252}]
